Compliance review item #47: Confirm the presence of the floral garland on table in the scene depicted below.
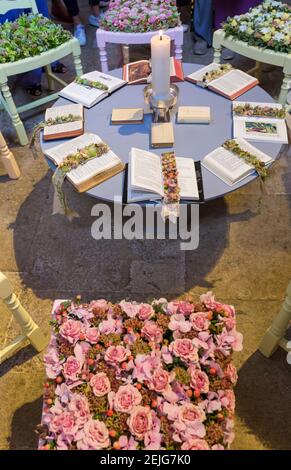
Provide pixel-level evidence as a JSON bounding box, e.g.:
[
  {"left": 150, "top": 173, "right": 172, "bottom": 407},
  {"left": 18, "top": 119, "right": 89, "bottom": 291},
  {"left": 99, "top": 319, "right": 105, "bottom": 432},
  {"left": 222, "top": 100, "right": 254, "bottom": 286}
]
[
  {"left": 199, "top": 64, "right": 232, "bottom": 87},
  {"left": 52, "top": 142, "right": 109, "bottom": 219},
  {"left": 30, "top": 114, "right": 83, "bottom": 148},
  {"left": 223, "top": 1, "right": 291, "bottom": 54},
  {"left": 39, "top": 293, "right": 243, "bottom": 450},
  {"left": 223, "top": 139, "right": 269, "bottom": 180},
  {"left": 75, "top": 77, "right": 109, "bottom": 92},
  {"left": 161, "top": 152, "right": 180, "bottom": 221},
  {"left": 233, "top": 103, "right": 286, "bottom": 119},
  {"left": 0, "top": 14, "right": 72, "bottom": 64},
  {"left": 99, "top": 0, "right": 181, "bottom": 33}
]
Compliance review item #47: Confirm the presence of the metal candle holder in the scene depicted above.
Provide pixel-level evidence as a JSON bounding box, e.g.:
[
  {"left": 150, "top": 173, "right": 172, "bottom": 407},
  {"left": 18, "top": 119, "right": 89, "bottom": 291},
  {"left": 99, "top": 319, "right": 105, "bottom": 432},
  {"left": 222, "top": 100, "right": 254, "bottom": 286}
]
[{"left": 144, "top": 83, "right": 179, "bottom": 123}]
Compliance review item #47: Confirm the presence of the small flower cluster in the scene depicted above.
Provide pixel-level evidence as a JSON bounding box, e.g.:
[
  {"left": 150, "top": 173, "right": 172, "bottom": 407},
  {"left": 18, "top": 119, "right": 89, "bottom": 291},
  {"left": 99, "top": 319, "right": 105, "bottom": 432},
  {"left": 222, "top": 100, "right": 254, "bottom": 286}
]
[
  {"left": 223, "top": 1, "right": 291, "bottom": 54},
  {"left": 75, "top": 77, "right": 109, "bottom": 91},
  {"left": 30, "top": 114, "right": 82, "bottom": 148},
  {"left": 100, "top": 0, "right": 180, "bottom": 33},
  {"left": 58, "top": 143, "right": 109, "bottom": 173},
  {"left": 200, "top": 64, "right": 232, "bottom": 87},
  {"left": 161, "top": 152, "right": 180, "bottom": 204},
  {"left": 0, "top": 14, "right": 72, "bottom": 64},
  {"left": 223, "top": 139, "right": 269, "bottom": 179},
  {"left": 40, "top": 294, "right": 242, "bottom": 450},
  {"left": 233, "top": 103, "right": 286, "bottom": 119}
]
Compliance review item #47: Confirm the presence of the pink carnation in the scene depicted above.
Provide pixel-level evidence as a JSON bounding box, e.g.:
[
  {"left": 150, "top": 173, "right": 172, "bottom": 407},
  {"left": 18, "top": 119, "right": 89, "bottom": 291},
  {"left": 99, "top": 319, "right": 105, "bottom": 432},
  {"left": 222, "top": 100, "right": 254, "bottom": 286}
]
[
  {"left": 90, "top": 372, "right": 111, "bottom": 397},
  {"left": 141, "top": 321, "right": 163, "bottom": 343},
  {"left": 127, "top": 406, "right": 153, "bottom": 440},
  {"left": 59, "top": 319, "right": 83, "bottom": 344},
  {"left": 114, "top": 384, "right": 142, "bottom": 413}
]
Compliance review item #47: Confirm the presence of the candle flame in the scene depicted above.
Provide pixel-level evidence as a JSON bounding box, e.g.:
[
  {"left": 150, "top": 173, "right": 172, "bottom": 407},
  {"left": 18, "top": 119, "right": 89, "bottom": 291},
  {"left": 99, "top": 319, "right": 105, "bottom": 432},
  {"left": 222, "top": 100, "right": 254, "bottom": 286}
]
[{"left": 159, "top": 30, "right": 163, "bottom": 40}]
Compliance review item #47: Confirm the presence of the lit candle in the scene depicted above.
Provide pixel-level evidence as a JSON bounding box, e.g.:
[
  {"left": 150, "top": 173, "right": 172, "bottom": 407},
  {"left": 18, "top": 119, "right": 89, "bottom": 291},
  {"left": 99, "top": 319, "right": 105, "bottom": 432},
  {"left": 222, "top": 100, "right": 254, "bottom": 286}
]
[{"left": 150, "top": 30, "right": 171, "bottom": 101}]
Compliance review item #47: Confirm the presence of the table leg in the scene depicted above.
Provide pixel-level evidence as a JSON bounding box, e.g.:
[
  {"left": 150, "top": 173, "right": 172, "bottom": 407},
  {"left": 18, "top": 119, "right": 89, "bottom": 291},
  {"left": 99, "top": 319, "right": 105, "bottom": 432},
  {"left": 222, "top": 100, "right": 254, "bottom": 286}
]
[
  {"left": 0, "top": 80, "right": 28, "bottom": 146},
  {"left": 122, "top": 45, "right": 130, "bottom": 65},
  {"left": 0, "top": 131, "right": 20, "bottom": 179},
  {"left": 99, "top": 45, "right": 109, "bottom": 73},
  {"left": 212, "top": 33, "right": 222, "bottom": 64},
  {"left": 278, "top": 71, "right": 291, "bottom": 105}
]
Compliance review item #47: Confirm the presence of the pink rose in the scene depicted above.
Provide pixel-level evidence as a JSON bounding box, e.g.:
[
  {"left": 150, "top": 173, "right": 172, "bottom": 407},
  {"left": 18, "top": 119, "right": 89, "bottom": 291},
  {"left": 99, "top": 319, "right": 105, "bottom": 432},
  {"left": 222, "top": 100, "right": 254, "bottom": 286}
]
[
  {"left": 104, "top": 345, "right": 129, "bottom": 364},
  {"left": 59, "top": 319, "right": 83, "bottom": 344},
  {"left": 224, "top": 363, "right": 238, "bottom": 385},
  {"left": 188, "top": 367, "right": 210, "bottom": 393},
  {"left": 177, "top": 301, "right": 194, "bottom": 316},
  {"left": 181, "top": 438, "right": 210, "bottom": 450},
  {"left": 114, "top": 384, "right": 142, "bottom": 413},
  {"left": 218, "top": 389, "right": 235, "bottom": 413},
  {"left": 76, "top": 419, "right": 110, "bottom": 450},
  {"left": 169, "top": 314, "right": 191, "bottom": 333},
  {"left": 179, "top": 403, "right": 206, "bottom": 424},
  {"left": 138, "top": 303, "right": 154, "bottom": 321},
  {"left": 90, "top": 372, "right": 111, "bottom": 397},
  {"left": 119, "top": 300, "right": 140, "bottom": 318},
  {"left": 85, "top": 327, "right": 99, "bottom": 344},
  {"left": 98, "top": 317, "right": 116, "bottom": 335},
  {"left": 90, "top": 299, "right": 108, "bottom": 310},
  {"left": 68, "top": 394, "right": 90, "bottom": 425},
  {"left": 169, "top": 338, "right": 199, "bottom": 363},
  {"left": 190, "top": 312, "right": 210, "bottom": 332},
  {"left": 127, "top": 406, "right": 153, "bottom": 440},
  {"left": 50, "top": 411, "right": 79, "bottom": 440},
  {"left": 149, "top": 367, "right": 172, "bottom": 393},
  {"left": 63, "top": 356, "right": 82, "bottom": 382},
  {"left": 141, "top": 321, "right": 163, "bottom": 343}
]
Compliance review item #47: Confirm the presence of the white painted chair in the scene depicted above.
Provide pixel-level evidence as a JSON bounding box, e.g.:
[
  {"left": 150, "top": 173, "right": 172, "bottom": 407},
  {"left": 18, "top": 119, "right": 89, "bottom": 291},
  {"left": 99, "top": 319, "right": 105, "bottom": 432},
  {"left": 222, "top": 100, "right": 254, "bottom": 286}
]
[
  {"left": 0, "top": 1, "right": 83, "bottom": 146},
  {"left": 96, "top": 26, "right": 184, "bottom": 73},
  {"left": 0, "top": 131, "right": 20, "bottom": 179},
  {"left": 0, "top": 272, "right": 47, "bottom": 364},
  {"left": 259, "top": 281, "right": 291, "bottom": 357},
  {"left": 213, "top": 29, "right": 291, "bottom": 105}
]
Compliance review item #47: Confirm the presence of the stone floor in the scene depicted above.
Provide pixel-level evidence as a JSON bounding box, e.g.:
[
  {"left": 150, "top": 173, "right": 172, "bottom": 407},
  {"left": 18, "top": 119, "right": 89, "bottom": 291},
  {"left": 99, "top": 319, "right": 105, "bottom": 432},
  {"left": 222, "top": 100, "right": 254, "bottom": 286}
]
[{"left": 0, "top": 1, "right": 291, "bottom": 450}]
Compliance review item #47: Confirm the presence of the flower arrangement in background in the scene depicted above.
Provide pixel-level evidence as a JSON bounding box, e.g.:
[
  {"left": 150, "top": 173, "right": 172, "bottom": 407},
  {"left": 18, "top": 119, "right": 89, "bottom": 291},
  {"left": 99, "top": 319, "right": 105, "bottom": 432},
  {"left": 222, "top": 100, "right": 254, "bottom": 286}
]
[
  {"left": 39, "top": 294, "right": 242, "bottom": 450},
  {"left": 100, "top": 0, "right": 181, "bottom": 33},
  {"left": 0, "top": 14, "right": 72, "bottom": 64},
  {"left": 223, "top": 0, "right": 291, "bottom": 54}
]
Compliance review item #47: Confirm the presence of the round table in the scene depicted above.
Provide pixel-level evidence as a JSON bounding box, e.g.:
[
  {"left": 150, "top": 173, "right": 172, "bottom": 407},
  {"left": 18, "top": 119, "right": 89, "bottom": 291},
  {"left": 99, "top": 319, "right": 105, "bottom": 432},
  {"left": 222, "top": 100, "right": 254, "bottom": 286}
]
[{"left": 41, "top": 63, "right": 282, "bottom": 203}]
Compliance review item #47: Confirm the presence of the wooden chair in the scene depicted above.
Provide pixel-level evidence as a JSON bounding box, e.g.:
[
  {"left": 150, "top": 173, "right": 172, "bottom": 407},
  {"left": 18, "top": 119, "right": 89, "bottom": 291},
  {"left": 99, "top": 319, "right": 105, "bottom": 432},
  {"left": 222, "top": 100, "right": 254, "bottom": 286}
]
[
  {"left": 0, "top": 131, "right": 20, "bottom": 179},
  {"left": 96, "top": 26, "right": 184, "bottom": 73},
  {"left": 0, "top": 272, "right": 47, "bottom": 363},
  {"left": 213, "top": 29, "right": 291, "bottom": 105},
  {"left": 0, "top": 0, "right": 83, "bottom": 146},
  {"left": 259, "top": 281, "right": 291, "bottom": 358}
]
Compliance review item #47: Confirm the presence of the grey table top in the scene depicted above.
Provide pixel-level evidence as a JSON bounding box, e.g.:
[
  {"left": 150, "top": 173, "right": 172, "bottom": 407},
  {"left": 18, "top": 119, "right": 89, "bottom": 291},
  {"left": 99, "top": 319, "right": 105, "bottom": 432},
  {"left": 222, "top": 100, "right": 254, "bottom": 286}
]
[{"left": 41, "top": 63, "right": 282, "bottom": 203}]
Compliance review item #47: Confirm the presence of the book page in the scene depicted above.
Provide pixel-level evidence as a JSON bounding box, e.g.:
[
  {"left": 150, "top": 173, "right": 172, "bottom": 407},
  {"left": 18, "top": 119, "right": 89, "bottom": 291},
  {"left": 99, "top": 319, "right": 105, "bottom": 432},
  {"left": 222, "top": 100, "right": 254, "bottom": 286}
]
[
  {"left": 131, "top": 148, "right": 163, "bottom": 196},
  {"left": 127, "top": 61, "right": 151, "bottom": 83},
  {"left": 59, "top": 81, "right": 105, "bottom": 107},
  {"left": 82, "top": 71, "right": 125, "bottom": 93},
  {"left": 176, "top": 158, "right": 199, "bottom": 200},
  {"left": 203, "top": 146, "right": 254, "bottom": 184},
  {"left": 44, "top": 133, "right": 122, "bottom": 185},
  {"left": 210, "top": 70, "right": 257, "bottom": 96},
  {"left": 44, "top": 104, "right": 83, "bottom": 136},
  {"left": 234, "top": 118, "right": 288, "bottom": 143},
  {"left": 186, "top": 63, "right": 220, "bottom": 82}
]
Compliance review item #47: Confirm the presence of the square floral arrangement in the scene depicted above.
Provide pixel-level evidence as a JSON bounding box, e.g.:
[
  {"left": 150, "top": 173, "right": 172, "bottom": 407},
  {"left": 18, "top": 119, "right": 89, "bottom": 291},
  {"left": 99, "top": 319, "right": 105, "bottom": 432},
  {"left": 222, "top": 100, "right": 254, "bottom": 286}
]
[
  {"left": 39, "top": 294, "right": 242, "bottom": 450},
  {"left": 99, "top": 0, "right": 181, "bottom": 33},
  {"left": 0, "top": 14, "right": 72, "bottom": 64},
  {"left": 223, "top": 0, "right": 291, "bottom": 54}
]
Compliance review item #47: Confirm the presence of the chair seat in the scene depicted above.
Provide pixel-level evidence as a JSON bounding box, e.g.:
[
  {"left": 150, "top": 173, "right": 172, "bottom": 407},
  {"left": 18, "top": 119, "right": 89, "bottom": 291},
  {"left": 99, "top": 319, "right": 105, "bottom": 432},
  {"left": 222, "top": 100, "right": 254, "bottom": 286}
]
[{"left": 0, "top": 38, "right": 80, "bottom": 79}]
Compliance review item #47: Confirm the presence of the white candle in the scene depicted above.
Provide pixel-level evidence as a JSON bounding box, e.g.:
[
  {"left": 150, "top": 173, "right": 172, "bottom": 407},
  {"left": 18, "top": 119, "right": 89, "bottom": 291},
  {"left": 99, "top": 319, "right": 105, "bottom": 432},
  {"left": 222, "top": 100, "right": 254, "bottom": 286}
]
[{"left": 150, "top": 30, "right": 171, "bottom": 101}]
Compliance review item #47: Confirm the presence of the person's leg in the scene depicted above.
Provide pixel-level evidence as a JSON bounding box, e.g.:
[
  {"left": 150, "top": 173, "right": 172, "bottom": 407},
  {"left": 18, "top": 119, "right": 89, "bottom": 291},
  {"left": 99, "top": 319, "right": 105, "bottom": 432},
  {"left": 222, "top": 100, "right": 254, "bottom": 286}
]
[
  {"left": 63, "top": 0, "right": 87, "bottom": 45},
  {"left": 193, "top": 0, "right": 213, "bottom": 55},
  {"left": 88, "top": 0, "right": 104, "bottom": 28}
]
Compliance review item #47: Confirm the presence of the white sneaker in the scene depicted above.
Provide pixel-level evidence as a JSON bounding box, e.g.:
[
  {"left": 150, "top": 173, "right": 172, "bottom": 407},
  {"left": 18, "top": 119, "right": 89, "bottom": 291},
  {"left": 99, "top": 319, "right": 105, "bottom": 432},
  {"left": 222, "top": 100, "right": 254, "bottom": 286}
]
[{"left": 74, "top": 24, "right": 86, "bottom": 46}]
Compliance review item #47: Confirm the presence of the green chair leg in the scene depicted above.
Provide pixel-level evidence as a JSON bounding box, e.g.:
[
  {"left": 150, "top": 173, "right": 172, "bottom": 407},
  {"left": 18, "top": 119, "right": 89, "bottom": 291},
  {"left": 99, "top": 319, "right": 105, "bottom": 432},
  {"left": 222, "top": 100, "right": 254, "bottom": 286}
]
[
  {"left": 278, "top": 71, "right": 291, "bottom": 105},
  {"left": 45, "top": 64, "right": 55, "bottom": 91},
  {"left": 0, "top": 80, "right": 28, "bottom": 146},
  {"left": 72, "top": 43, "right": 83, "bottom": 77}
]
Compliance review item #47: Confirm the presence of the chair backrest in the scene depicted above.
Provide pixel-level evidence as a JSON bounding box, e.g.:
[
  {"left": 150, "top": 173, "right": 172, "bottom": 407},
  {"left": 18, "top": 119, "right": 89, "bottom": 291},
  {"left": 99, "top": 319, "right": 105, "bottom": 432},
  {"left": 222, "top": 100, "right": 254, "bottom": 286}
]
[{"left": 0, "top": 1, "right": 39, "bottom": 15}]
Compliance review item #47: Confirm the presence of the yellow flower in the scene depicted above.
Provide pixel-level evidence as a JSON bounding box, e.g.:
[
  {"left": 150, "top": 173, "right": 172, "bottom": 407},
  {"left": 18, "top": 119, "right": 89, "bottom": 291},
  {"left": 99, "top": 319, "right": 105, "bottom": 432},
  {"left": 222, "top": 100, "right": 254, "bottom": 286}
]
[
  {"left": 246, "top": 27, "right": 254, "bottom": 35},
  {"left": 262, "top": 33, "right": 271, "bottom": 42},
  {"left": 284, "top": 35, "right": 290, "bottom": 46},
  {"left": 282, "top": 13, "right": 289, "bottom": 20},
  {"left": 231, "top": 19, "right": 237, "bottom": 27}
]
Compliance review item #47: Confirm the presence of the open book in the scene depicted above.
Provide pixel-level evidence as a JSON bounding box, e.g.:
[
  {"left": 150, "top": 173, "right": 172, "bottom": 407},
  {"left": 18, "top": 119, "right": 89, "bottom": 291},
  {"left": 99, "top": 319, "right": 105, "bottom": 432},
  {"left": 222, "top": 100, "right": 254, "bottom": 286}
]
[
  {"left": 202, "top": 138, "right": 273, "bottom": 186},
  {"left": 186, "top": 63, "right": 258, "bottom": 100},
  {"left": 123, "top": 58, "right": 184, "bottom": 84},
  {"left": 59, "top": 71, "right": 126, "bottom": 108},
  {"left": 44, "top": 133, "right": 125, "bottom": 193},
  {"left": 43, "top": 104, "right": 84, "bottom": 141},
  {"left": 127, "top": 147, "right": 199, "bottom": 203},
  {"left": 233, "top": 101, "right": 288, "bottom": 144}
]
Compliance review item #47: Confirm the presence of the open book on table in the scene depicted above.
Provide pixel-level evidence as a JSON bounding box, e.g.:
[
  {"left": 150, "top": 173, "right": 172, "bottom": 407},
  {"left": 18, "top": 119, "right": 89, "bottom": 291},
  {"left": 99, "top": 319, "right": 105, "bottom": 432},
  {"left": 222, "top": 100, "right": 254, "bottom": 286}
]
[
  {"left": 127, "top": 147, "right": 199, "bottom": 203},
  {"left": 44, "top": 133, "right": 125, "bottom": 193},
  {"left": 59, "top": 71, "right": 126, "bottom": 108},
  {"left": 43, "top": 103, "right": 84, "bottom": 141},
  {"left": 233, "top": 101, "right": 288, "bottom": 144},
  {"left": 123, "top": 58, "right": 184, "bottom": 84},
  {"left": 202, "top": 138, "right": 273, "bottom": 186},
  {"left": 186, "top": 63, "right": 258, "bottom": 100}
]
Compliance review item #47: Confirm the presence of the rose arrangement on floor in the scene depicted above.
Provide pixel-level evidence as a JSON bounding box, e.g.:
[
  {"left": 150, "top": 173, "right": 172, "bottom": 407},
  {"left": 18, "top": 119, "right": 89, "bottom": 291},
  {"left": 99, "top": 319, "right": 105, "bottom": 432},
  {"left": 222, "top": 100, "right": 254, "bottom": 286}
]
[
  {"left": 0, "top": 14, "right": 72, "bottom": 64},
  {"left": 99, "top": 0, "right": 181, "bottom": 33},
  {"left": 40, "top": 294, "right": 243, "bottom": 450},
  {"left": 223, "top": 0, "right": 291, "bottom": 54}
]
